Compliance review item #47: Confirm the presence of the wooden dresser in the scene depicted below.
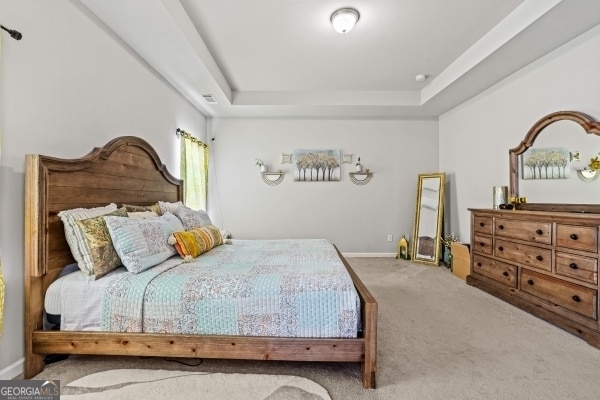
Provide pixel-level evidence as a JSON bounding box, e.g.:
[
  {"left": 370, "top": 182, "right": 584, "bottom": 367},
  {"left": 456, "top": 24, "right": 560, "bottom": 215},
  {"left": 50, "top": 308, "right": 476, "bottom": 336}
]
[{"left": 467, "top": 208, "right": 600, "bottom": 348}]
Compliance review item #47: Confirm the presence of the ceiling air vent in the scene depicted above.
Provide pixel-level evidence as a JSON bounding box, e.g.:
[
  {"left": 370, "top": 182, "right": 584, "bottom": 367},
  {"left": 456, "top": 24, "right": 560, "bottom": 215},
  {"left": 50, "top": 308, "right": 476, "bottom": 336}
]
[{"left": 202, "top": 94, "right": 218, "bottom": 104}]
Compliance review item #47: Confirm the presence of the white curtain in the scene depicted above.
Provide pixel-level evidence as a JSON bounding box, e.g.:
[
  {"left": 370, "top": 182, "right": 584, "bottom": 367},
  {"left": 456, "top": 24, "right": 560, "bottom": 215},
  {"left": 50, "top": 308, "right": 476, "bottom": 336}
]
[{"left": 180, "top": 132, "right": 208, "bottom": 211}]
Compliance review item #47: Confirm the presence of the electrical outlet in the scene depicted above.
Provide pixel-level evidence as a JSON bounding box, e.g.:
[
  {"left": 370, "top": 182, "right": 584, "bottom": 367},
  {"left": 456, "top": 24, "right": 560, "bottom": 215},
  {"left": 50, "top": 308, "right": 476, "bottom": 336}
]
[{"left": 387, "top": 234, "right": 393, "bottom": 242}]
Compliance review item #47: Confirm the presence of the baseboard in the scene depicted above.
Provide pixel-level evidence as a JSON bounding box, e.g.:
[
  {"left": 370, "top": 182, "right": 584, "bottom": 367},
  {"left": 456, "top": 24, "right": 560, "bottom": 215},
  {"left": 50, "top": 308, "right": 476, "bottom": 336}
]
[
  {"left": 0, "top": 357, "right": 24, "bottom": 380},
  {"left": 342, "top": 253, "right": 397, "bottom": 258}
]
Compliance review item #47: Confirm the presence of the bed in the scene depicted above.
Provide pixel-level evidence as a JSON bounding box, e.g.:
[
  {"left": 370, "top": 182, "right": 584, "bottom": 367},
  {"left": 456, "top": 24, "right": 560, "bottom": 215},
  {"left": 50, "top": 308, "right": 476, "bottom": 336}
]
[{"left": 23, "top": 136, "right": 378, "bottom": 388}]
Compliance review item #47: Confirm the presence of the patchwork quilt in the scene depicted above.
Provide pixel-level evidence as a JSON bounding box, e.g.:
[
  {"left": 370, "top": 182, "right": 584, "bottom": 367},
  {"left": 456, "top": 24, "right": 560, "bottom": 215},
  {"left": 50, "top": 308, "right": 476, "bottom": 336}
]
[{"left": 102, "top": 239, "right": 360, "bottom": 338}]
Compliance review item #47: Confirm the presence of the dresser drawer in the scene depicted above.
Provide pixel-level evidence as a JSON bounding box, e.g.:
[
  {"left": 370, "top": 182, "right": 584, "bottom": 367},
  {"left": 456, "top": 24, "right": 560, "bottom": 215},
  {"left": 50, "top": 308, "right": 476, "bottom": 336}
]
[
  {"left": 472, "top": 234, "right": 493, "bottom": 255},
  {"left": 520, "top": 269, "right": 597, "bottom": 320},
  {"left": 495, "top": 218, "right": 551, "bottom": 245},
  {"left": 556, "top": 224, "right": 598, "bottom": 253},
  {"left": 556, "top": 252, "right": 598, "bottom": 284},
  {"left": 472, "top": 254, "right": 517, "bottom": 287},
  {"left": 473, "top": 216, "right": 493, "bottom": 235},
  {"left": 495, "top": 238, "right": 552, "bottom": 272}
]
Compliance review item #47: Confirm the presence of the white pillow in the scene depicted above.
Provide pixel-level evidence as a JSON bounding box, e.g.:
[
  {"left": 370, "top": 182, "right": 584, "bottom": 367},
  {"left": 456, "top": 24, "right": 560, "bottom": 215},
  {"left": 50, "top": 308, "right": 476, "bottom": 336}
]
[
  {"left": 104, "top": 212, "right": 184, "bottom": 274},
  {"left": 158, "top": 201, "right": 183, "bottom": 215},
  {"left": 58, "top": 203, "right": 118, "bottom": 274},
  {"left": 127, "top": 211, "right": 160, "bottom": 219},
  {"left": 176, "top": 205, "right": 212, "bottom": 230}
]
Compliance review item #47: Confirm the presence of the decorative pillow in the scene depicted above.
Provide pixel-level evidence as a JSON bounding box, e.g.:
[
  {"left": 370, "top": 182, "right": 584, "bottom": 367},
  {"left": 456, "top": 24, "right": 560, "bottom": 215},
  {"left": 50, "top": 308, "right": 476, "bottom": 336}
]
[
  {"left": 158, "top": 201, "right": 183, "bottom": 215},
  {"left": 58, "top": 203, "right": 118, "bottom": 273},
  {"left": 168, "top": 225, "right": 223, "bottom": 261},
  {"left": 74, "top": 207, "right": 128, "bottom": 279},
  {"left": 123, "top": 203, "right": 162, "bottom": 215},
  {"left": 127, "top": 211, "right": 160, "bottom": 219},
  {"left": 104, "top": 212, "right": 184, "bottom": 274},
  {"left": 176, "top": 205, "right": 213, "bottom": 230}
]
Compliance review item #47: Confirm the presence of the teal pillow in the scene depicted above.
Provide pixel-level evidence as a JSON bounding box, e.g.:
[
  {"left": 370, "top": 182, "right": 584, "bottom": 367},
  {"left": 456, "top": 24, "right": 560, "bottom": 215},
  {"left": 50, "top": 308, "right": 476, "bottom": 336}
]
[{"left": 104, "top": 212, "right": 184, "bottom": 274}]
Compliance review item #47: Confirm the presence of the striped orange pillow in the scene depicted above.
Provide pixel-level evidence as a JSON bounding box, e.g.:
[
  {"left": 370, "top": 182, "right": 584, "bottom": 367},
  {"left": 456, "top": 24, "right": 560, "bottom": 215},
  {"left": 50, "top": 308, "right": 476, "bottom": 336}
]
[{"left": 169, "top": 225, "right": 223, "bottom": 261}]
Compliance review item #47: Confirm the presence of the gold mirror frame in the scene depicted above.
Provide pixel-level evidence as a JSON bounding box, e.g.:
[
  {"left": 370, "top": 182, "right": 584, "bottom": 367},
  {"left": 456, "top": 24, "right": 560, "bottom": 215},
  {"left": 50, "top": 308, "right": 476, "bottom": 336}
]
[
  {"left": 411, "top": 173, "right": 445, "bottom": 266},
  {"left": 509, "top": 111, "right": 600, "bottom": 212}
]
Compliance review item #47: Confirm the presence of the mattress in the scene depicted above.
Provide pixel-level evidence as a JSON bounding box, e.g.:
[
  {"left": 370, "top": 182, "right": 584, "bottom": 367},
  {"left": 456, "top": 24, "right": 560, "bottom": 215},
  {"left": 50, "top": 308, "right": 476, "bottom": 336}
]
[
  {"left": 47, "top": 239, "right": 360, "bottom": 338},
  {"left": 45, "top": 266, "right": 127, "bottom": 330}
]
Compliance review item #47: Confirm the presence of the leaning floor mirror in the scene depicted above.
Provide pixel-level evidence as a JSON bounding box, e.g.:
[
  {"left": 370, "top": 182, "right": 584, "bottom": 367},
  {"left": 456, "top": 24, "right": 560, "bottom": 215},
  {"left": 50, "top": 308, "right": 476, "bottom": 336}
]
[{"left": 411, "top": 172, "right": 445, "bottom": 266}]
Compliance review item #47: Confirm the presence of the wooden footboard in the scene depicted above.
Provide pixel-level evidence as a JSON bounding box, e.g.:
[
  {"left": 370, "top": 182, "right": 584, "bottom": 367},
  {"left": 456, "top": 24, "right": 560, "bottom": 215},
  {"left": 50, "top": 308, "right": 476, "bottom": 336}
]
[
  {"left": 25, "top": 260, "right": 377, "bottom": 388},
  {"left": 26, "top": 277, "right": 377, "bottom": 388},
  {"left": 23, "top": 137, "right": 377, "bottom": 389}
]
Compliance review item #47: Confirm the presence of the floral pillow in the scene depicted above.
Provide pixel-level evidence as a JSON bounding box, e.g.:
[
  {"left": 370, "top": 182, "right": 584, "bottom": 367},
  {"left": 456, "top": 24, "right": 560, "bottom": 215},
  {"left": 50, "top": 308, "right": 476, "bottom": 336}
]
[
  {"left": 74, "top": 207, "right": 128, "bottom": 279},
  {"left": 176, "top": 205, "right": 212, "bottom": 230},
  {"left": 104, "top": 212, "right": 184, "bottom": 274},
  {"left": 168, "top": 225, "right": 223, "bottom": 261},
  {"left": 58, "top": 203, "right": 118, "bottom": 274}
]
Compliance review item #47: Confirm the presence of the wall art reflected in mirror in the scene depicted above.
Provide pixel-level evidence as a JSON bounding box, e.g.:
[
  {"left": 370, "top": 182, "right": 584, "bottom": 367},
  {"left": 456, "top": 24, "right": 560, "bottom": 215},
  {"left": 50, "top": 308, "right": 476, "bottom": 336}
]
[{"left": 411, "top": 172, "right": 445, "bottom": 266}]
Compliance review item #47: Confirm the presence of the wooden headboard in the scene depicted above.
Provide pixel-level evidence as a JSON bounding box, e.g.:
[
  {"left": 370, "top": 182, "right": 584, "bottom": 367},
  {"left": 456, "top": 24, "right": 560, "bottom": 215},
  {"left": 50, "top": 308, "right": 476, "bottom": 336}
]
[{"left": 24, "top": 136, "right": 183, "bottom": 292}]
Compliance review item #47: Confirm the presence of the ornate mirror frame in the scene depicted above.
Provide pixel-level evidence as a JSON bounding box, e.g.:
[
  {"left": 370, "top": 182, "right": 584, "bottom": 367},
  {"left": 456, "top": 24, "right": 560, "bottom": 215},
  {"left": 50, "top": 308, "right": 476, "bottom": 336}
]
[
  {"left": 411, "top": 172, "right": 445, "bottom": 266},
  {"left": 509, "top": 110, "right": 600, "bottom": 212}
]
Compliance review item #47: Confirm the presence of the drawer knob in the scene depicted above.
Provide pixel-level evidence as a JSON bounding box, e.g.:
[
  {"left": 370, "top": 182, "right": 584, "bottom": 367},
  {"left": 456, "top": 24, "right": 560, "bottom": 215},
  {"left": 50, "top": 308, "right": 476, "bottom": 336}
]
[
  {"left": 477, "top": 262, "right": 482, "bottom": 267},
  {"left": 479, "top": 242, "right": 485, "bottom": 247},
  {"left": 572, "top": 295, "right": 581, "bottom": 303},
  {"left": 569, "top": 263, "right": 578, "bottom": 270},
  {"left": 502, "top": 271, "right": 509, "bottom": 277},
  {"left": 527, "top": 279, "right": 534, "bottom": 285},
  {"left": 498, "top": 224, "right": 504, "bottom": 230},
  {"left": 536, "top": 229, "right": 543, "bottom": 235},
  {"left": 570, "top": 233, "right": 579, "bottom": 240},
  {"left": 479, "top": 222, "right": 485, "bottom": 227},
  {"left": 536, "top": 255, "right": 543, "bottom": 261},
  {"left": 498, "top": 246, "right": 504, "bottom": 251}
]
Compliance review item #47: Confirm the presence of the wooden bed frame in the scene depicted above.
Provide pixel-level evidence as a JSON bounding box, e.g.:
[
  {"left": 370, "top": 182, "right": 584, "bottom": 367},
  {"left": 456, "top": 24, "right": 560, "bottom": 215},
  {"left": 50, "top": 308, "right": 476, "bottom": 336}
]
[{"left": 23, "top": 136, "right": 378, "bottom": 389}]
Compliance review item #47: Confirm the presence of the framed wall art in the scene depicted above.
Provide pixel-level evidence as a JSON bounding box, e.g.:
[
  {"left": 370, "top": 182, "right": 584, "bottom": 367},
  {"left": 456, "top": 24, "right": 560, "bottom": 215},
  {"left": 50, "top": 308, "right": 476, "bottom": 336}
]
[{"left": 292, "top": 149, "right": 341, "bottom": 181}]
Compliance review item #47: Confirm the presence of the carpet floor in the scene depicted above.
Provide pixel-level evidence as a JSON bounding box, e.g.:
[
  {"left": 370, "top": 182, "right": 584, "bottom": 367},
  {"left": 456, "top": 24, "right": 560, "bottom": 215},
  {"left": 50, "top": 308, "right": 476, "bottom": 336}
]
[{"left": 23, "top": 258, "right": 600, "bottom": 399}]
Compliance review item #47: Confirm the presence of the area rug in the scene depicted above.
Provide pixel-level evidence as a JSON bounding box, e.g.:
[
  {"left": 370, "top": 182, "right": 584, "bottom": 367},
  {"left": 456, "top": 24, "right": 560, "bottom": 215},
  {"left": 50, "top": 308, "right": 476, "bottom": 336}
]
[{"left": 60, "top": 369, "right": 331, "bottom": 400}]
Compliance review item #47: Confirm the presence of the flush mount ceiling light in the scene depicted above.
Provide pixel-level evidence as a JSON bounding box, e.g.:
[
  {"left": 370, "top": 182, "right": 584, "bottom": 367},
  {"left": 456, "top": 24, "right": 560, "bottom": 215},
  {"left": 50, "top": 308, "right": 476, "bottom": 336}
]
[{"left": 331, "top": 8, "right": 360, "bottom": 34}]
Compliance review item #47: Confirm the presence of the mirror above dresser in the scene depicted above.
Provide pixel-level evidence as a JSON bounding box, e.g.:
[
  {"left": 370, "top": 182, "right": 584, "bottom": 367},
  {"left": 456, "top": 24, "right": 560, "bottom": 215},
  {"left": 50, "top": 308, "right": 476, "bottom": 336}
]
[{"left": 509, "top": 111, "right": 600, "bottom": 212}]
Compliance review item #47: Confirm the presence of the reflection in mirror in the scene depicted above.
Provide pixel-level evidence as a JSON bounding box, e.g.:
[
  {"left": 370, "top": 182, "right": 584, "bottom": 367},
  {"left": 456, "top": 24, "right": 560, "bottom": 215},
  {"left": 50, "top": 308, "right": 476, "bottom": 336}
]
[
  {"left": 510, "top": 111, "right": 600, "bottom": 207},
  {"left": 411, "top": 173, "right": 445, "bottom": 266}
]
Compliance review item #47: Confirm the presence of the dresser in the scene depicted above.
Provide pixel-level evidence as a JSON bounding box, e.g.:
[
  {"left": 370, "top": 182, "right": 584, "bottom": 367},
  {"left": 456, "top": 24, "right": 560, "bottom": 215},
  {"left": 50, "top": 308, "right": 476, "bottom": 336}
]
[{"left": 467, "top": 209, "right": 600, "bottom": 349}]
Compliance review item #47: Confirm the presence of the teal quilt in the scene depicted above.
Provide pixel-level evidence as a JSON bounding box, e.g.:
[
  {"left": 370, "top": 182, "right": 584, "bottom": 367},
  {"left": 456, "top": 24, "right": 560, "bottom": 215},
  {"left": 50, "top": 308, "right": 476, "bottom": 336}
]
[{"left": 102, "top": 239, "right": 360, "bottom": 338}]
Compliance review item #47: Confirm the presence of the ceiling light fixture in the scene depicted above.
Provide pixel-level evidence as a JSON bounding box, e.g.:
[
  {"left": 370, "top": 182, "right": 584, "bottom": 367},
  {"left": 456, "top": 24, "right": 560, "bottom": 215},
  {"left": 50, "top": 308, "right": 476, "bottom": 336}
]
[
  {"left": 330, "top": 8, "right": 360, "bottom": 34},
  {"left": 415, "top": 74, "right": 428, "bottom": 82}
]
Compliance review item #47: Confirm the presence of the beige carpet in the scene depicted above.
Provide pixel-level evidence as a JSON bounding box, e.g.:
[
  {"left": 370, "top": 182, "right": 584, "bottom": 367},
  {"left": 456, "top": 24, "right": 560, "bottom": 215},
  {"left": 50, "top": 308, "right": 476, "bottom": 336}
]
[
  {"left": 23, "top": 258, "right": 600, "bottom": 399},
  {"left": 60, "top": 369, "right": 330, "bottom": 399}
]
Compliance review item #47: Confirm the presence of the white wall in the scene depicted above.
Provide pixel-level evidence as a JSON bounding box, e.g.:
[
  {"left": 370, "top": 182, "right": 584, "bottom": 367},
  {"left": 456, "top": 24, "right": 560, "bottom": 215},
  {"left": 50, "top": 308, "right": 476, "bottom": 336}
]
[
  {"left": 439, "top": 25, "right": 600, "bottom": 241},
  {"left": 208, "top": 118, "right": 439, "bottom": 254},
  {"left": 0, "top": 0, "right": 207, "bottom": 377}
]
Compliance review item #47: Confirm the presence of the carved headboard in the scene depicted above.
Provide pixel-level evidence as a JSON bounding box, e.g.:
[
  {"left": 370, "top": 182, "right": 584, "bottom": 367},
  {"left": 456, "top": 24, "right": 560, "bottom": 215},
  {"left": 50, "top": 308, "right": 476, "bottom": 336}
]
[{"left": 24, "top": 136, "right": 183, "bottom": 293}]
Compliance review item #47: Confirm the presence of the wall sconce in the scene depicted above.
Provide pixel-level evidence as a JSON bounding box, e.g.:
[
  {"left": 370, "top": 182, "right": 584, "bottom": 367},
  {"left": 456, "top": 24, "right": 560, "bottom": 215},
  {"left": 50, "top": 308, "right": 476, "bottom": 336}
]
[
  {"left": 262, "top": 170, "right": 285, "bottom": 186},
  {"left": 576, "top": 156, "right": 600, "bottom": 182},
  {"left": 349, "top": 169, "right": 373, "bottom": 185}
]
